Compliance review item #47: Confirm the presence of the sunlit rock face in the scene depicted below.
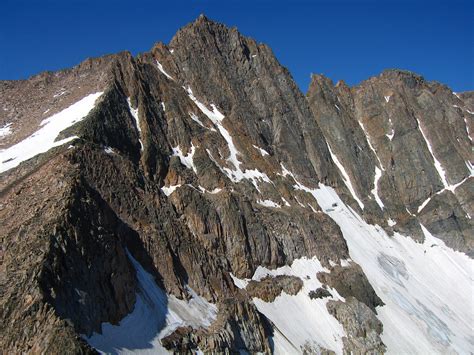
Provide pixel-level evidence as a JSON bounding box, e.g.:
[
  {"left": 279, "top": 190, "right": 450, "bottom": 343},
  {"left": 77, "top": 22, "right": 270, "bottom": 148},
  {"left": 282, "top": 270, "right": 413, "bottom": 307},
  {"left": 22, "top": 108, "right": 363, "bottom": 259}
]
[{"left": 1, "top": 15, "right": 472, "bottom": 354}]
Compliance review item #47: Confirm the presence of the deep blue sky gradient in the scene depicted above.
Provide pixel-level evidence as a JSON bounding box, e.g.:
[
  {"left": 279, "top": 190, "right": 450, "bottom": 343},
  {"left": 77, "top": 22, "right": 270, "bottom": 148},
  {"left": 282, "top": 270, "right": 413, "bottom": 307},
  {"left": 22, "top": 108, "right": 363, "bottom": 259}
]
[{"left": 1, "top": 0, "right": 472, "bottom": 92}]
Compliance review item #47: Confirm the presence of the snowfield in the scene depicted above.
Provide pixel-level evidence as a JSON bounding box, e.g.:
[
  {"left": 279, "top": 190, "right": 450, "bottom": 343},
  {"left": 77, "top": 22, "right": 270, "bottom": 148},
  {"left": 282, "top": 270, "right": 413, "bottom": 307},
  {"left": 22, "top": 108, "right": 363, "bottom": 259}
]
[
  {"left": 312, "top": 184, "right": 473, "bottom": 354},
  {"left": 230, "top": 180, "right": 473, "bottom": 354},
  {"left": 0, "top": 92, "right": 103, "bottom": 173},
  {"left": 86, "top": 251, "right": 217, "bottom": 354},
  {"left": 232, "top": 258, "right": 347, "bottom": 354}
]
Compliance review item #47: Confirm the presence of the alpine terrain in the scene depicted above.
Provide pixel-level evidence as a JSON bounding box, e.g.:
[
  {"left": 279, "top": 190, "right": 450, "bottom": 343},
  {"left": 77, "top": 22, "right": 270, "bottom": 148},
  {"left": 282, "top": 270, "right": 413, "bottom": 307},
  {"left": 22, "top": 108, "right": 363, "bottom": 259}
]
[{"left": 1, "top": 15, "right": 473, "bottom": 354}]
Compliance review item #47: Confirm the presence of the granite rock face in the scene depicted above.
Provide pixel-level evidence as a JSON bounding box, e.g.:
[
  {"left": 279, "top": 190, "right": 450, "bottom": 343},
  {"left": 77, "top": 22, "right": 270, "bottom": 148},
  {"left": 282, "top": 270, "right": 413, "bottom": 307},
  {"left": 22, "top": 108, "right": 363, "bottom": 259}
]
[{"left": 1, "top": 15, "right": 472, "bottom": 354}]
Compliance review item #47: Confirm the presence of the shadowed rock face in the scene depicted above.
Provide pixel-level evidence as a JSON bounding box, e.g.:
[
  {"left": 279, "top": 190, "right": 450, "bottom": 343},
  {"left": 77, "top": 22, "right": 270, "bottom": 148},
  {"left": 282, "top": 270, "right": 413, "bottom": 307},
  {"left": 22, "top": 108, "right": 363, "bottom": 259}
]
[{"left": 0, "top": 15, "right": 472, "bottom": 354}]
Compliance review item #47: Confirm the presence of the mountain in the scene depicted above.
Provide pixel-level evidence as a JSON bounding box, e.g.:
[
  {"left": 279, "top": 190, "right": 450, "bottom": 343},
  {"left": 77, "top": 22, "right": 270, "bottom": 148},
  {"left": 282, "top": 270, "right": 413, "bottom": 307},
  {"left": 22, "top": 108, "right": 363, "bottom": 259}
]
[{"left": 1, "top": 15, "right": 472, "bottom": 354}]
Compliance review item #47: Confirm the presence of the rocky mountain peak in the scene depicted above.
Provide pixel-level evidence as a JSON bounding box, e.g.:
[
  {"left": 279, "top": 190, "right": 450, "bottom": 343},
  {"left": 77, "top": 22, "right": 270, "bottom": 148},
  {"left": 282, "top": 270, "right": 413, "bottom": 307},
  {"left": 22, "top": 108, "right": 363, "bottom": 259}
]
[{"left": 1, "top": 15, "right": 472, "bottom": 355}]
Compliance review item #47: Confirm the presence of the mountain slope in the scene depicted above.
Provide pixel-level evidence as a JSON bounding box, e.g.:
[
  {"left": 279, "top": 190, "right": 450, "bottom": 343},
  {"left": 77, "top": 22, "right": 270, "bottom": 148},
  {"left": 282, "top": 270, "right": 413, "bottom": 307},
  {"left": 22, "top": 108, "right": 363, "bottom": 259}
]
[{"left": 1, "top": 15, "right": 472, "bottom": 354}]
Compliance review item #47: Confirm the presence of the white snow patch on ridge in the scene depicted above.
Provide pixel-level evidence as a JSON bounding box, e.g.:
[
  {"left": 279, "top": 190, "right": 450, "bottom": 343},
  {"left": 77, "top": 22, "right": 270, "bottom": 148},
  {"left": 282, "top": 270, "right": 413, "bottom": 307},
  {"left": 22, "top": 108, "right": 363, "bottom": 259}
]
[
  {"left": 86, "top": 251, "right": 217, "bottom": 354},
  {"left": 232, "top": 258, "right": 346, "bottom": 354},
  {"left": 0, "top": 122, "right": 12, "bottom": 139},
  {"left": 326, "top": 144, "right": 364, "bottom": 209},
  {"left": 311, "top": 184, "right": 473, "bottom": 354},
  {"left": 0, "top": 92, "right": 103, "bottom": 173}
]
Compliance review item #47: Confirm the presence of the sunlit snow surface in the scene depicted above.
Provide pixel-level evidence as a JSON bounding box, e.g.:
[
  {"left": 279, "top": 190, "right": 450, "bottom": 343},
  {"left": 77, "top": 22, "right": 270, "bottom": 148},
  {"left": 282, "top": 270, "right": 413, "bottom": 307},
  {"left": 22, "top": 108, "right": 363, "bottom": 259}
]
[
  {"left": 232, "top": 257, "right": 347, "bottom": 353},
  {"left": 250, "top": 259, "right": 347, "bottom": 354},
  {"left": 312, "top": 184, "right": 474, "bottom": 354},
  {"left": 86, "top": 251, "right": 217, "bottom": 354},
  {"left": 0, "top": 92, "right": 103, "bottom": 173}
]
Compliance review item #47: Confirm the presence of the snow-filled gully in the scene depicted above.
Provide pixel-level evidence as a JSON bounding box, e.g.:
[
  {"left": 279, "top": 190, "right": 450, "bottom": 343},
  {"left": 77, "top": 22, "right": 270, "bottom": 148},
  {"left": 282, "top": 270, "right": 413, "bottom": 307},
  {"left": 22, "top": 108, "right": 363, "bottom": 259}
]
[{"left": 184, "top": 86, "right": 271, "bottom": 191}]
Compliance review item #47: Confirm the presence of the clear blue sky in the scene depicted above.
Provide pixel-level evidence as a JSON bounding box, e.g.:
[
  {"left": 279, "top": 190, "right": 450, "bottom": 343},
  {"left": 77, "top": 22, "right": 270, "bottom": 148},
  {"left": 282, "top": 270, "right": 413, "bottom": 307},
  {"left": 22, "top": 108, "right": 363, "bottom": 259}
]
[{"left": 1, "top": 0, "right": 472, "bottom": 92}]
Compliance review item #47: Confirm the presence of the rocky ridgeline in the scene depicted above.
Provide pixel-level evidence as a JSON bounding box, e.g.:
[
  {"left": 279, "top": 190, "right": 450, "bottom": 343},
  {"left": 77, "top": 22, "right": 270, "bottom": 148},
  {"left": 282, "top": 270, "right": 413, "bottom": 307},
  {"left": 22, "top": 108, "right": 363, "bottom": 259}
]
[{"left": 1, "top": 15, "right": 472, "bottom": 354}]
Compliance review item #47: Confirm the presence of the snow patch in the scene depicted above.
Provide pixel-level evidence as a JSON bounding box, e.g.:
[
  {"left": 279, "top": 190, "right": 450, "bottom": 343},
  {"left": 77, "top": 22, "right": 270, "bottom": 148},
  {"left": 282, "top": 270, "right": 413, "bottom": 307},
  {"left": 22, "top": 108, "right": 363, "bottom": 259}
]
[
  {"left": 327, "top": 144, "right": 364, "bottom": 210},
  {"left": 155, "top": 60, "right": 174, "bottom": 80},
  {"left": 86, "top": 251, "right": 217, "bottom": 354},
  {"left": 417, "top": 118, "right": 449, "bottom": 188},
  {"left": 53, "top": 89, "right": 67, "bottom": 98},
  {"left": 387, "top": 219, "right": 396, "bottom": 227},
  {"left": 257, "top": 199, "right": 281, "bottom": 208},
  {"left": 358, "top": 120, "right": 384, "bottom": 169},
  {"left": 198, "top": 186, "right": 222, "bottom": 194},
  {"left": 233, "top": 258, "right": 346, "bottom": 354},
  {"left": 371, "top": 166, "right": 384, "bottom": 209},
  {"left": 127, "top": 98, "right": 144, "bottom": 151},
  {"left": 189, "top": 112, "right": 215, "bottom": 131},
  {"left": 384, "top": 95, "right": 391, "bottom": 103},
  {"left": 104, "top": 146, "right": 115, "bottom": 155},
  {"left": 0, "top": 122, "right": 12, "bottom": 138},
  {"left": 386, "top": 130, "right": 395, "bottom": 140},
  {"left": 281, "top": 197, "right": 291, "bottom": 207},
  {"left": 187, "top": 87, "right": 271, "bottom": 191},
  {"left": 0, "top": 92, "right": 103, "bottom": 173},
  {"left": 417, "top": 176, "right": 471, "bottom": 213},
  {"left": 161, "top": 184, "right": 181, "bottom": 197},
  {"left": 172, "top": 144, "right": 197, "bottom": 173},
  {"left": 253, "top": 144, "right": 269, "bottom": 156}
]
